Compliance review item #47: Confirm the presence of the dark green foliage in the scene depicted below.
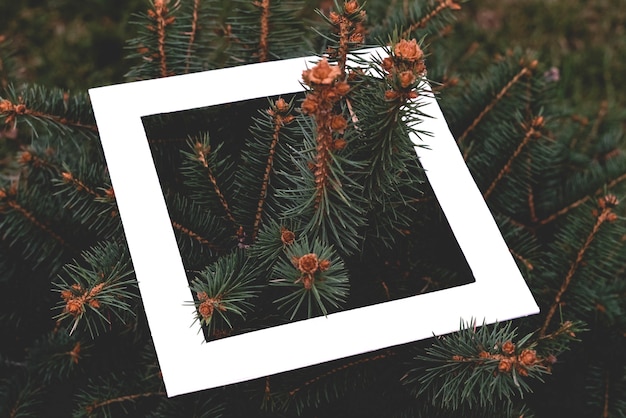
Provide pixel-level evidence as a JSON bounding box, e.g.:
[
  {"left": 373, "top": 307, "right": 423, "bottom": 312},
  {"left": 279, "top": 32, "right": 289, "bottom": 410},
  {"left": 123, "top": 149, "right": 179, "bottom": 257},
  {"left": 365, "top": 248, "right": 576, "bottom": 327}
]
[{"left": 1, "top": 1, "right": 626, "bottom": 417}]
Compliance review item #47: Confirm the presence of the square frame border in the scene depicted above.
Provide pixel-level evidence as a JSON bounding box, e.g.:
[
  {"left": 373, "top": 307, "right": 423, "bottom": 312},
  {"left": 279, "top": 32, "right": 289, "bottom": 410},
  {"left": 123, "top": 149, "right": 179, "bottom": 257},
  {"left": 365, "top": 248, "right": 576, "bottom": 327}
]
[{"left": 89, "top": 48, "right": 539, "bottom": 397}]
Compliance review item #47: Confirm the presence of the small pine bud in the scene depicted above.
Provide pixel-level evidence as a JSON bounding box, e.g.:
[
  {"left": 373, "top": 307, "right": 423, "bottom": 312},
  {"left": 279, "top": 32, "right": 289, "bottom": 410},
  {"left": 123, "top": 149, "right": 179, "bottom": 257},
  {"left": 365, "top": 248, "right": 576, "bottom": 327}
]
[
  {"left": 280, "top": 227, "right": 295, "bottom": 245},
  {"left": 518, "top": 349, "right": 537, "bottom": 366},
  {"left": 501, "top": 340, "right": 516, "bottom": 355},
  {"left": 297, "top": 253, "right": 319, "bottom": 274},
  {"left": 498, "top": 358, "right": 514, "bottom": 373}
]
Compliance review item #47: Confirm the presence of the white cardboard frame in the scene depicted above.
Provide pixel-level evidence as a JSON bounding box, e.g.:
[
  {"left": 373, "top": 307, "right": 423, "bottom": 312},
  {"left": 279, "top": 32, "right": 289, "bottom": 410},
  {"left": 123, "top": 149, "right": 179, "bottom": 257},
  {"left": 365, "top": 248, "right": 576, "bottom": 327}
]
[{"left": 89, "top": 48, "right": 539, "bottom": 397}]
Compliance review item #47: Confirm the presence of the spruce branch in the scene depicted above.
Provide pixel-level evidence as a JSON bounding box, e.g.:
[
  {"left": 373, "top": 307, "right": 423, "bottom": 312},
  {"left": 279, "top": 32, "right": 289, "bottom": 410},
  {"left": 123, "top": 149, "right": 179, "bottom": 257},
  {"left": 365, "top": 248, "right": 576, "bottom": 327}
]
[
  {"left": 271, "top": 237, "right": 349, "bottom": 320},
  {"left": 538, "top": 168, "right": 626, "bottom": 226},
  {"left": 0, "top": 187, "right": 66, "bottom": 247},
  {"left": 73, "top": 373, "right": 165, "bottom": 418},
  {"left": 320, "top": 0, "right": 367, "bottom": 72},
  {"left": 400, "top": 0, "right": 462, "bottom": 39},
  {"left": 256, "top": 0, "right": 271, "bottom": 62},
  {"left": 53, "top": 241, "right": 137, "bottom": 338},
  {"left": 183, "top": 0, "right": 201, "bottom": 73},
  {"left": 252, "top": 97, "right": 295, "bottom": 239},
  {"left": 483, "top": 115, "right": 545, "bottom": 200},
  {"left": 188, "top": 250, "right": 261, "bottom": 339},
  {"left": 233, "top": 95, "right": 302, "bottom": 239},
  {"left": 166, "top": 193, "right": 235, "bottom": 269},
  {"left": 222, "top": 0, "right": 311, "bottom": 64},
  {"left": 181, "top": 134, "right": 239, "bottom": 229},
  {"left": 405, "top": 321, "right": 551, "bottom": 412},
  {"left": 0, "top": 375, "right": 44, "bottom": 418},
  {"left": 287, "top": 351, "right": 395, "bottom": 398},
  {"left": 0, "top": 85, "right": 97, "bottom": 137},
  {"left": 456, "top": 58, "right": 538, "bottom": 151},
  {"left": 539, "top": 194, "right": 621, "bottom": 337},
  {"left": 24, "top": 332, "right": 87, "bottom": 385},
  {"left": 279, "top": 59, "right": 366, "bottom": 254}
]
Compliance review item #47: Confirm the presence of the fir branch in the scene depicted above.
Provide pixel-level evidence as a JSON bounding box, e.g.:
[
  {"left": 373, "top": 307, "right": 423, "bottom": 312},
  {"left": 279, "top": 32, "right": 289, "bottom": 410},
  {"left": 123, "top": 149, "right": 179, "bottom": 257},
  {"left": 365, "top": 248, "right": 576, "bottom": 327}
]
[
  {"left": 0, "top": 99, "right": 97, "bottom": 133},
  {"left": 83, "top": 392, "right": 166, "bottom": 417},
  {"left": 406, "top": 321, "right": 551, "bottom": 411},
  {"left": 538, "top": 171, "right": 626, "bottom": 225},
  {"left": 458, "top": 60, "right": 537, "bottom": 148},
  {"left": 271, "top": 237, "right": 349, "bottom": 320},
  {"left": 510, "top": 247, "right": 534, "bottom": 272},
  {"left": 0, "top": 86, "right": 97, "bottom": 136},
  {"left": 59, "top": 171, "right": 107, "bottom": 200},
  {"left": 53, "top": 241, "right": 137, "bottom": 338},
  {"left": 184, "top": 137, "right": 238, "bottom": 227},
  {"left": 171, "top": 220, "right": 222, "bottom": 252},
  {"left": 184, "top": 0, "right": 201, "bottom": 73},
  {"left": 288, "top": 351, "right": 394, "bottom": 397},
  {"left": 539, "top": 195, "right": 620, "bottom": 337},
  {"left": 0, "top": 187, "right": 70, "bottom": 251},
  {"left": 18, "top": 149, "right": 59, "bottom": 173},
  {"left": 483, "top": 115, "right": 544, "bottom": 200},
  {"left": 189, "top": 250, "right": 261, "bottom": 339},
  {"left": 252, "top": 98, "right": 294, "bottom": 239},
  {"left": 148, "top": 0, "right": 179, "bottom": 78},
  {"left": 256, "top": 0, "right": 271, "bottom": 62},
  {"left": 165, "top": 193, "right": 236, "bottom": 270},
  {"left": 400, "top": 0, "right": 461, "bottom": 39}
]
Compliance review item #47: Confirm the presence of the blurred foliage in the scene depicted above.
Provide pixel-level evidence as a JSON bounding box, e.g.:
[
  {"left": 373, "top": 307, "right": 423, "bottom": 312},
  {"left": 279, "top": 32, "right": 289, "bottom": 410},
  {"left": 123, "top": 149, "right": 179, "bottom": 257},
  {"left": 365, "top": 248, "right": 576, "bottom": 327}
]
[
  {"left": 458, "top": 0, "right": 626, "bottom": 111},
  {"left": 0, "top": 0, "right": 624, "bottom": 111},
  {"left": 0, "top": 0, "right": 144, "bottom": 89}
]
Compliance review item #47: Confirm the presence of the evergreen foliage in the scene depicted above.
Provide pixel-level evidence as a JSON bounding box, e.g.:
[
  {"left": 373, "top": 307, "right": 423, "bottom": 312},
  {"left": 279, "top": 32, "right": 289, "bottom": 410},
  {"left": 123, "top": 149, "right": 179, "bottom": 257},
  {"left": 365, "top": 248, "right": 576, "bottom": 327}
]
[{"left": 1, "top": 0, "right": 625, "bottom": 416}]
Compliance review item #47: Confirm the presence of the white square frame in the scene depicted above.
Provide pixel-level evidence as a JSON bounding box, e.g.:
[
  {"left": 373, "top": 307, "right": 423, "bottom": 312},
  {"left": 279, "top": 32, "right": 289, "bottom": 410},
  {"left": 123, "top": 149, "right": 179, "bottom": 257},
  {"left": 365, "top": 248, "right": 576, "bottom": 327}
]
[{"left": 89, "top": 47, "right": 539, "bottom": 397}]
